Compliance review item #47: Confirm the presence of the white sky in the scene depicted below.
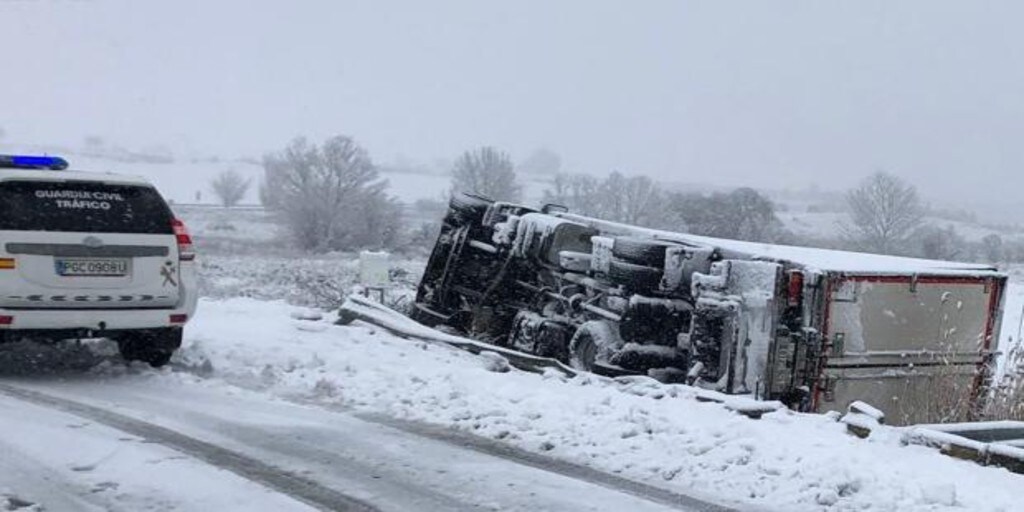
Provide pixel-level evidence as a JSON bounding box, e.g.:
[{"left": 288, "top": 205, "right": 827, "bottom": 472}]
[{"left": 2, "top": 0, "right": 1023, "bottom": 214}]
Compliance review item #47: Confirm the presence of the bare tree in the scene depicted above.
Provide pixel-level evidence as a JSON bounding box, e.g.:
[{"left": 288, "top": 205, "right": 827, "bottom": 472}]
[
  {"left": 210, "top": 169, "right": 252, "bottom": 207},
  {"left": 842, "top": 172, "right": 924, "bottom": 255},
  {"left": 599, "top": 172, "right": 670, "bottom": 227},
  {"left": 450, "top": 147, "right": 522, "bottom": 202},
  {"left": 982, "top": 234, "right": 1004, "bottom": 265},
  {"left": 542, "top": 171, "right": 673, "bottom": 228},
  {"left": 543, "top": 172, "right": 599, "bottom": 215},
  {"left": 668, "top": 187, "right": 786, "bottom": 242},
  {"left": 261, "top": 136, "right": 402, "bottom": 252},
  {"left": 915, "top": 225, "right": 964, "bottom": 261}
]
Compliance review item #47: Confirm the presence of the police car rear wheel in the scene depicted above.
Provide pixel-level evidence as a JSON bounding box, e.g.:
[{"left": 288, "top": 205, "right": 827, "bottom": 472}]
[{"left": 117, "top": 328, "right": 181, "bottom": 368}]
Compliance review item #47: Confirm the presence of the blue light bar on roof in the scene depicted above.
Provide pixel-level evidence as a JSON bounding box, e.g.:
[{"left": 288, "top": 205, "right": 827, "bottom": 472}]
[{"left": 0, "top": 154, "right": 69, "bottom": 170}]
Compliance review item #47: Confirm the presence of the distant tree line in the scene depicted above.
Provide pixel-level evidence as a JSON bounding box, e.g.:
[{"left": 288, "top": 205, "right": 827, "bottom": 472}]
[
  {"left": 542, "top": 172, "right": 789, "bottom": 243},
  {"left": 249, "top": 134, "right": 1021, "bottom": 266}
]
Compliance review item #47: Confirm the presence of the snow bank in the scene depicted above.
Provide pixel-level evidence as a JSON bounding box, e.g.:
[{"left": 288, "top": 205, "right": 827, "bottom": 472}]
[{"left": 179, "top": 298, "right": 1024, "bottom": 512}]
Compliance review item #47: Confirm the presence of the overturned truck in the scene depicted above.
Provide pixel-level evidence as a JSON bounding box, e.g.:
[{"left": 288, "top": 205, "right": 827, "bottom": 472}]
[{"left": 412, "top": 194, "right": 1007, "bottom": 425}]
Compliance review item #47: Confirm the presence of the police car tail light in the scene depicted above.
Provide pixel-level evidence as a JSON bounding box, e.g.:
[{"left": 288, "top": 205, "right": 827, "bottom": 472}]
[{"left": 172, "top": 219, "right": 196, "bottom": 261}]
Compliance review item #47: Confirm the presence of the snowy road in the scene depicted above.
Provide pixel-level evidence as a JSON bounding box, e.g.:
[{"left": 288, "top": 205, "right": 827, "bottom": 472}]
[{"left": 0, "top": 374, "right": 720, "bottom": 512}]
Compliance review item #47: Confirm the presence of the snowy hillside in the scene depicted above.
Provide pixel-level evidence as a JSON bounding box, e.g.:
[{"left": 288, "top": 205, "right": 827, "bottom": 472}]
[
  {"left": 777, "top": 208, "right": 1024, "bottom": 244},
  {"left": 26, "top": 151, "right": 1023, "bottom": 249},
  {"left": 53, "top": 152, "right": 553, "bottom": 206}
]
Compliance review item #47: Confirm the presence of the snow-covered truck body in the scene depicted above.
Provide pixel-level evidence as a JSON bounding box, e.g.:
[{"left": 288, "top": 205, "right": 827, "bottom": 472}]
[{"left": 412, "top": 194, "right": 1006, "bottom": 425}]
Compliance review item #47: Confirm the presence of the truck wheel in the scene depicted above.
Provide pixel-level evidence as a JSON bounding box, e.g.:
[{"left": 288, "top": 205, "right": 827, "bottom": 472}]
[
  {"left": 117, "top": 328, "right": 182, "bottom": 368},
  {"left": 569, "top": 321, "right": 623, "bottom": 371},
  {"left": 611, "top": 237, "right": 678, "bottom": 266},
  {"left": 607, "top": 259, "right": 663, "bottom": 293},
  {"left": 448, "top": 192, "right": 493, "bottom": 223},
  {"left": 536, "top": 322, "right": 571, "bottom": 362}
]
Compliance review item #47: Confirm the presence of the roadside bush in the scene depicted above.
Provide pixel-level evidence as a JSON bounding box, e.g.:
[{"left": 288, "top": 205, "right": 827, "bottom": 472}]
[{"left": 988, "top": 344, "right": 1024, "bottom": 420}]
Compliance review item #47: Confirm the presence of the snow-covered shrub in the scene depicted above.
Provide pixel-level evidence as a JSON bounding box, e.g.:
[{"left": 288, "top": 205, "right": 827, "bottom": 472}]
[{"left": 988, "top": 343, "right": 1024, "bottom": 420}]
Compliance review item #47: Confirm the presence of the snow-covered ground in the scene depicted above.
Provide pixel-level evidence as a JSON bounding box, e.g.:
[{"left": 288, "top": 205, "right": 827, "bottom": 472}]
[
  {"left": 0, "top": 385, "right": 315, "bottom": 512},
  {"left": 169, "top": 298, "right": 1022, "bottom": 512}
]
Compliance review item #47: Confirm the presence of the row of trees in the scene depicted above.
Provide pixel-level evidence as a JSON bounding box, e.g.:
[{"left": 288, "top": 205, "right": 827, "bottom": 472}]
[
  {"left": 250, "top": 140, "right": 539, "bottom": 252},
  {"left": 541, "top": 172, "right": 788, "bottom": 243},
  {"left": 446, "top": 147, "right": 788, "bottom": 244},
  {"left": 446, "top": 151, "right": 1017, "bottom": 264},
  {"left": 203, "top": 139, "right": 528, "bottom": 253},
  {"left": 212, "top": 134, "right": 1013, "bottom": 264}
]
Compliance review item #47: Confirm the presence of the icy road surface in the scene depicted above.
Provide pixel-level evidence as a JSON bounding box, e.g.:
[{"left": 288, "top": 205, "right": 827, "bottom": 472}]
[
  {"left": 0, "top": 369, "right": 708, "bottom": 511},
  {"left": 0, "top": 386, "right": 317, "bottom": 512}
]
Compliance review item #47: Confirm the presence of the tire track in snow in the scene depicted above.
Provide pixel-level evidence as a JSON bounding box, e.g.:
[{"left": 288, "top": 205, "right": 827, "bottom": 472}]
[
  {"left": 0, "top": 383, "right": 379, "bottom": 512},
  {"left": 355, "top": 412, "right": 739, "bottom": 512}
]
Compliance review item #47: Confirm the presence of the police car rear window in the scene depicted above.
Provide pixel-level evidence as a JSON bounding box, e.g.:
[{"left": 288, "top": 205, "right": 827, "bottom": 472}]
[{"left": 0, "top": 181, "right": 174, "bottom": 234}]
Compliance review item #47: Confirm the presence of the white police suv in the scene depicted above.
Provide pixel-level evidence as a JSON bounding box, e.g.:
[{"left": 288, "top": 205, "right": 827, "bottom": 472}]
[{"left": 0, "top": 155, "right": 197, "bottom": 366}]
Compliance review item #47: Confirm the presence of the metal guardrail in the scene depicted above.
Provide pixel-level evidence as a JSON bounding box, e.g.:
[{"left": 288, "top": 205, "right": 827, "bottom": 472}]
[
  {"left": 339, "top": 295, "right": 1024, "bottom": 476},
  {"left": 842, "top": 411, "right": 1024, "bottom": 475},
  {"left": 337, "top": 294, "right": 781, "bottom": 419}
]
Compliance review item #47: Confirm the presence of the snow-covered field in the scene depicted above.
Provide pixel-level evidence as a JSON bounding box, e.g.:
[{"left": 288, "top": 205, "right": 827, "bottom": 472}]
[
  {"left": 777, "top": 208, "right": 1024, "bottom": 245},
  {"left": 56, "top": 154, "right": 554, "bottom": 206},
  {"left": 168, "top": 298, "right": 1021, "bottom": 511}
]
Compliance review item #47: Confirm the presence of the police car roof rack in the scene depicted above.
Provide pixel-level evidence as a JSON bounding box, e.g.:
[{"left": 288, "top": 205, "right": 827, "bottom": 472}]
[{"left": 0, "top": 154, "right": 69, "bottom": 171}]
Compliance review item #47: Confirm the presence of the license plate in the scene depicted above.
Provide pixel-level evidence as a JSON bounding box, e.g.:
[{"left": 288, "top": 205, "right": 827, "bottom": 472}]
[{"left": 55, "top": 258, "right": 130, "bottom": 277}]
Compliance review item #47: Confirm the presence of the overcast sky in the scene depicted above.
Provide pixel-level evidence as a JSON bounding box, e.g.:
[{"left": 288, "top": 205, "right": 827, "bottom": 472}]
[{"left": 2, "top": 1, "right": 1023, "bottom": 215}]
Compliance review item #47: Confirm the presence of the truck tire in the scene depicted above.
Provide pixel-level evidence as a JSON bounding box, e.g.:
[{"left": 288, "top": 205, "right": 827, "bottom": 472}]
[
  {"left": 536, "top": 322, "right": 571, "bottom": 362},
  {"left": 607, "top": 259, "right": 663, "bottom": 293},
  {"left": 117, "top": 328, "right": 182, "bottom": 368},
  {"left": 447, "top": 192, "right": 493, "bottom": 223},
  {"left": 569, "top": 321, "right": 623, "bottom": 371},
  {"left": 611, "top": 237, "right": 677, "bottom": 266}
]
